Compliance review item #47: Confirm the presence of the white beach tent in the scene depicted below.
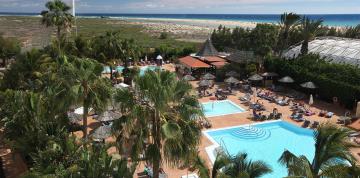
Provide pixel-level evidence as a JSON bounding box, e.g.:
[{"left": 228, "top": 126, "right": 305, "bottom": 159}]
[{"left": 156, "top": 55, "right": 163, "bottom": 60}]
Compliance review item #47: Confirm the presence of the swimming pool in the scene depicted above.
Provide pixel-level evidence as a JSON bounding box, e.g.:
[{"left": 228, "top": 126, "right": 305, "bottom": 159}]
[
  {"left": 102, "top": 66, "right": 159, "bottom": 76},
  {"left": 139, "top": 65, "right": 159, "bottom": 75},
  {"left": 204, "top": 121, "right": 315, "bottom": 178},
  {"left": 201, "top": 100, "right": 246, "bottom": 117}
]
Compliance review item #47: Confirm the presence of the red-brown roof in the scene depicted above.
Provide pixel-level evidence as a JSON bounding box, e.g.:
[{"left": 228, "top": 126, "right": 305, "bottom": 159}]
[
  {"left": 203, "top": 56, "right": 226, "bottom": 62},
  {"left": 211, "top": 61, "right": 229, "bottom": 68},
  {"left": 178, "top": 56, "right": 210, "bottom": 68}
]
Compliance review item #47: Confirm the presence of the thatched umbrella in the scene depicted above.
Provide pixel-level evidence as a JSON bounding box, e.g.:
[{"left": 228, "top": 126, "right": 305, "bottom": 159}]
[
  {"left": 96, "top": 110, "right": 121, "bottom": 122},
  {"left": 248, "top": 74, "right": 264, "bottom": 81},
  {"left": 225, "top": 77, "right": 240, "bottom": 84},
  {"left": 183, "top": 75, "right": 196, "bottom": 81},
  {"left": 198, "top": 80, "right": 212, "bottom": 87},
  {"left": 91, "top": 125, "right": 112, "bottom": 140},
  {"left": 226, "top": 71, "right": 239, "bottom": 77},
  {"left": 261, "top": 72, "right": 278, "bottom": 77},
  {"left": 300, "top": 81, "right": 317, "bottom": 89},
  {"left": 202, "top": 73, "right": 216, "bottom": 80},
  {"left": 278, "top": 76, "right": 295, "bottom": 83}
]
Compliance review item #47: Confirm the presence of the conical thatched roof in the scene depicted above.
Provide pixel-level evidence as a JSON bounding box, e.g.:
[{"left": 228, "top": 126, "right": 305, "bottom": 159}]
[{"left": 196, "top": 38, "right": 219, "bottom": 57}]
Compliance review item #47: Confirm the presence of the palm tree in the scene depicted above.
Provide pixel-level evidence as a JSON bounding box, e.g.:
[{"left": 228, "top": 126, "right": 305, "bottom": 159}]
[
  {"left": 41, "top": 0, "right": 73, "bottom": 43},
  {"left": 299, "top": 17, "right": 323, "bottom": 55},
  {"left": 60, "top": 58, "right": 112, "bottom": 138},
  {"left": 211, "top": 152, "right": 272, "bottom": 178},
  {"left": 93, "top": 31, "right": 123, "bottom": 80},
  {"left": 118, "top": 39, "right": 142, "bottom": 84},
  {"left": 278, "top": 12, "right": 300, "bottom": 53},
  {"left": 279, "top": 123, "right": 355, "bottom": 178},
  {"left": 113, "top": 69, "right": 204, "bottom": 178}
]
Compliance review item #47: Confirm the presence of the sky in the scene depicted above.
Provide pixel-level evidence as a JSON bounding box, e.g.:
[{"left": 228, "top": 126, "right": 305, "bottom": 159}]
[{"left": 0, "top": 0, "right": 360, "bottom": 14}]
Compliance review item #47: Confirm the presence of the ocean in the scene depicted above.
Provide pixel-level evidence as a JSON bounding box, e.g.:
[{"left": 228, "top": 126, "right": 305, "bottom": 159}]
[{"left": 1, "top": 12, "right": 360, "bottom": 27}]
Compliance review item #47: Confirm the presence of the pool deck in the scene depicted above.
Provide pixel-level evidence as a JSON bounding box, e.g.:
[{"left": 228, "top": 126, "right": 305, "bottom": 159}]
[{"left": 1, "top": 64, "right": 359, "bottom": 178}]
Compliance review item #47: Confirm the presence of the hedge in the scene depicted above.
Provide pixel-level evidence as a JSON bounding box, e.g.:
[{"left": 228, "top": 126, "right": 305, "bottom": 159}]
[{"left": 264, "top": 54, "right": 360, "bottom": 108}]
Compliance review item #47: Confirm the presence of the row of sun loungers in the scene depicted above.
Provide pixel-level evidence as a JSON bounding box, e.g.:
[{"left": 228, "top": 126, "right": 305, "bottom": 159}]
[{"left": 301, "top": 120, "right": 319, "bottom": 128}]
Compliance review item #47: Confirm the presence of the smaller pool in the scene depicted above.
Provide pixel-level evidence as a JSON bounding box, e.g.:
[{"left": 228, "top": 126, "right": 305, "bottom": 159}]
[
  {"left": 102, "top": 66, "right": 159, "bottom": 76},
  {"left": 139, "top": 66, "right": 159, "bottom": 75},
  {"left": 202, "top": 100, "right": 246, "bottom": 117}
]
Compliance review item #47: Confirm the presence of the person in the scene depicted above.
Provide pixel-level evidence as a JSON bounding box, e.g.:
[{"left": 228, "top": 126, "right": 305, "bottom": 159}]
[{"left": 273, "top": 108, "right": 278, "bottom": 115}]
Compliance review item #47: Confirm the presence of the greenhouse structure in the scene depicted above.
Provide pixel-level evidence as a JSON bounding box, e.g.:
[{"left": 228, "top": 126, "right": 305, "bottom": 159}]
[{"left": 283, "top": 37, "right": 360, "bottom": 67}]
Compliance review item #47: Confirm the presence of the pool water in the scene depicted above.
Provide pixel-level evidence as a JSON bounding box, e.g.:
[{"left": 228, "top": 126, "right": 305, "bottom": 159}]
[
  {"left": 139, "top": 66, "right": 159, "bottom": 75},
  {"left": 201, "top": 100, "right": 246, "bottom": 117},
  {"left": 102, "top": 66, "right": 159, "bottom": 76},
  {"left": 204, "top": 121, "right": 315, "bottom": 178}
]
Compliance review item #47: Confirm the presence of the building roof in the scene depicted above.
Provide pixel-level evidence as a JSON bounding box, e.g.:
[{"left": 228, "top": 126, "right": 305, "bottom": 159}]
[
  {"left": 227, "top": 51, "right": 260, "bottom": 63},
  {"left": 283, "top": 37, "right": 360, "bottom": 67},
  {"left": 196, "top": 38, "right": 219, "bottom": 57},
  {"left": 178, "top": 56, "right": 211, "bottom": 68},
  {"left": 202, "top": 56, "right": 226, "bottom": 62},
  {"left": 211, "top": 61, "right": 229, "bottom": 68}
]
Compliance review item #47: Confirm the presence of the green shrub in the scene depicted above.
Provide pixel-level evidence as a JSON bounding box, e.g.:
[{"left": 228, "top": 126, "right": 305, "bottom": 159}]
[{"left": 264, "top": 54, "right": 360, "bottom": 108}]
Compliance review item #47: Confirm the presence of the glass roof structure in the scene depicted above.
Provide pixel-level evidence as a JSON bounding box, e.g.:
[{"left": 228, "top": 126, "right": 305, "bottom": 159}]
[{"left": 283, "top": 37, "right": 360, "bottom": 67}]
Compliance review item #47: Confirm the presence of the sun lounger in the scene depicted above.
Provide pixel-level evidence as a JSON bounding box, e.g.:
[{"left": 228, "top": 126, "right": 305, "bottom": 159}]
[
  {"left": 302, "top": 120, "right": 310, "bottom": 128},
  {"left": 311, "top": 121, "right": 319, "bottom": 128},
  {"left": 181, "top": 173, "right": 199, "bottom": 178},
  {"left": 325, "top": 112, "right": 334, "bottom": 118},
  {"left": 239, "top": 93, "right": 251, "bottom": 101},
  {"left": 277, "top": 98, "right": 290, "bottom": 106}
]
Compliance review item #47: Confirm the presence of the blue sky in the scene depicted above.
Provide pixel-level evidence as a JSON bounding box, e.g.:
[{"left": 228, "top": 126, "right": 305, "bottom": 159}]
[{"left": 0, "top": 0, "right": 360, "bottom": 14}]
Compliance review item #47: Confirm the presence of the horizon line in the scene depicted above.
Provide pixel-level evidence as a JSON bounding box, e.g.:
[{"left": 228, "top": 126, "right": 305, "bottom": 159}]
[{"left": 1, "top": 12, "right": 360, "bottom": 15}]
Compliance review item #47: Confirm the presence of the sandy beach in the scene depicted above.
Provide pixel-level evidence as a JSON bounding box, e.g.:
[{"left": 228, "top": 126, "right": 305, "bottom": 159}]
[{"left": 108, "top": 17, "right": 260, "bottom": 41}]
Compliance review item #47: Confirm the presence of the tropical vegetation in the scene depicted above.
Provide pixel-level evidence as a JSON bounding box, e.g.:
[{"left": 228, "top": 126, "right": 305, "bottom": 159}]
[
  {"left": 264, "top": 54, "right": 360, "bottom": 108},
  {"left": 279, "top": 123, "right": 359, "bottom": 178},
  {"left": 0, "top": 0, "right": 360, "bottom": 177}
]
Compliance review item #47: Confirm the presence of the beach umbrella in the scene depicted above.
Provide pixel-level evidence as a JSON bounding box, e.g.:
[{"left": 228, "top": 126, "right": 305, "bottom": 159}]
[
  {"left": 198, "top": 80, "right": 212, "bottom": 87},
  {"left": 278, "top": 76, "right": 294, "bottom": 83},
  {"left": 225, "top": 77, "right": 240, "bottom": 84},
  {"left": 183, "top": 75, "right": 196, "bottom": 81},
  {"left": 202, "top": 73, "right": 216, "bottom": 80},
  {"left": 225, "top": 71, "right": 239, "bottom": 77},
  {"left": 300, "top": 81, "right": 317, "bottom": 89},
  {"left": 114, "top": 83, "right": 129, "bottom": 89},
  {"left": 261, "top": 72, "right": 278, "bottom": 77},
  {"left": 309, "top": 94, "right": 314, "bottom": 105},
  {"left": 96, "top": 110, "right": 121, "bottom": 122},
  {"left": 91, "top": 125, "right": 112, "bottom": 140},
  {"left": 156, "top": 55, "right": 163, "bottom": 60},
  {"left": 248, "top": 74, "right": 264, "bottom": 81}
]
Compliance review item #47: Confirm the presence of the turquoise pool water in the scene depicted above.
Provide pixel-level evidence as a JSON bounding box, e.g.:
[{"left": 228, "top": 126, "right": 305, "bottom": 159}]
[
  {"left": 139, "top": 66, "right": 159, "bottom": 75},
  {"left": 201, "top": 100, "right": 246, "bottom": 117},
  {"left": 204, "top": 121, "right": 315, "bottom": 178},
  {"left": 102, "top": 66, "right": 159, "bottom": 75}
]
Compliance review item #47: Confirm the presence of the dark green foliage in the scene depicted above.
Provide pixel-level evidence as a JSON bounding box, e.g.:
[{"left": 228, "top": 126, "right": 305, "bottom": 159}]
[
  {"left": 0, "top": 34, "right": 21, "bottom": 67},
  {"left": 216, "top": 63, "right": 258, "bottom": 82},
  {"left": 154, "top": 44, "right": 196, "bottom": 62},
  {"left": 265, "top": 54, "right": 360, "bottom": 108},
  {"left": 211, "top": 24, "right": 279, "bottom": 57}
]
